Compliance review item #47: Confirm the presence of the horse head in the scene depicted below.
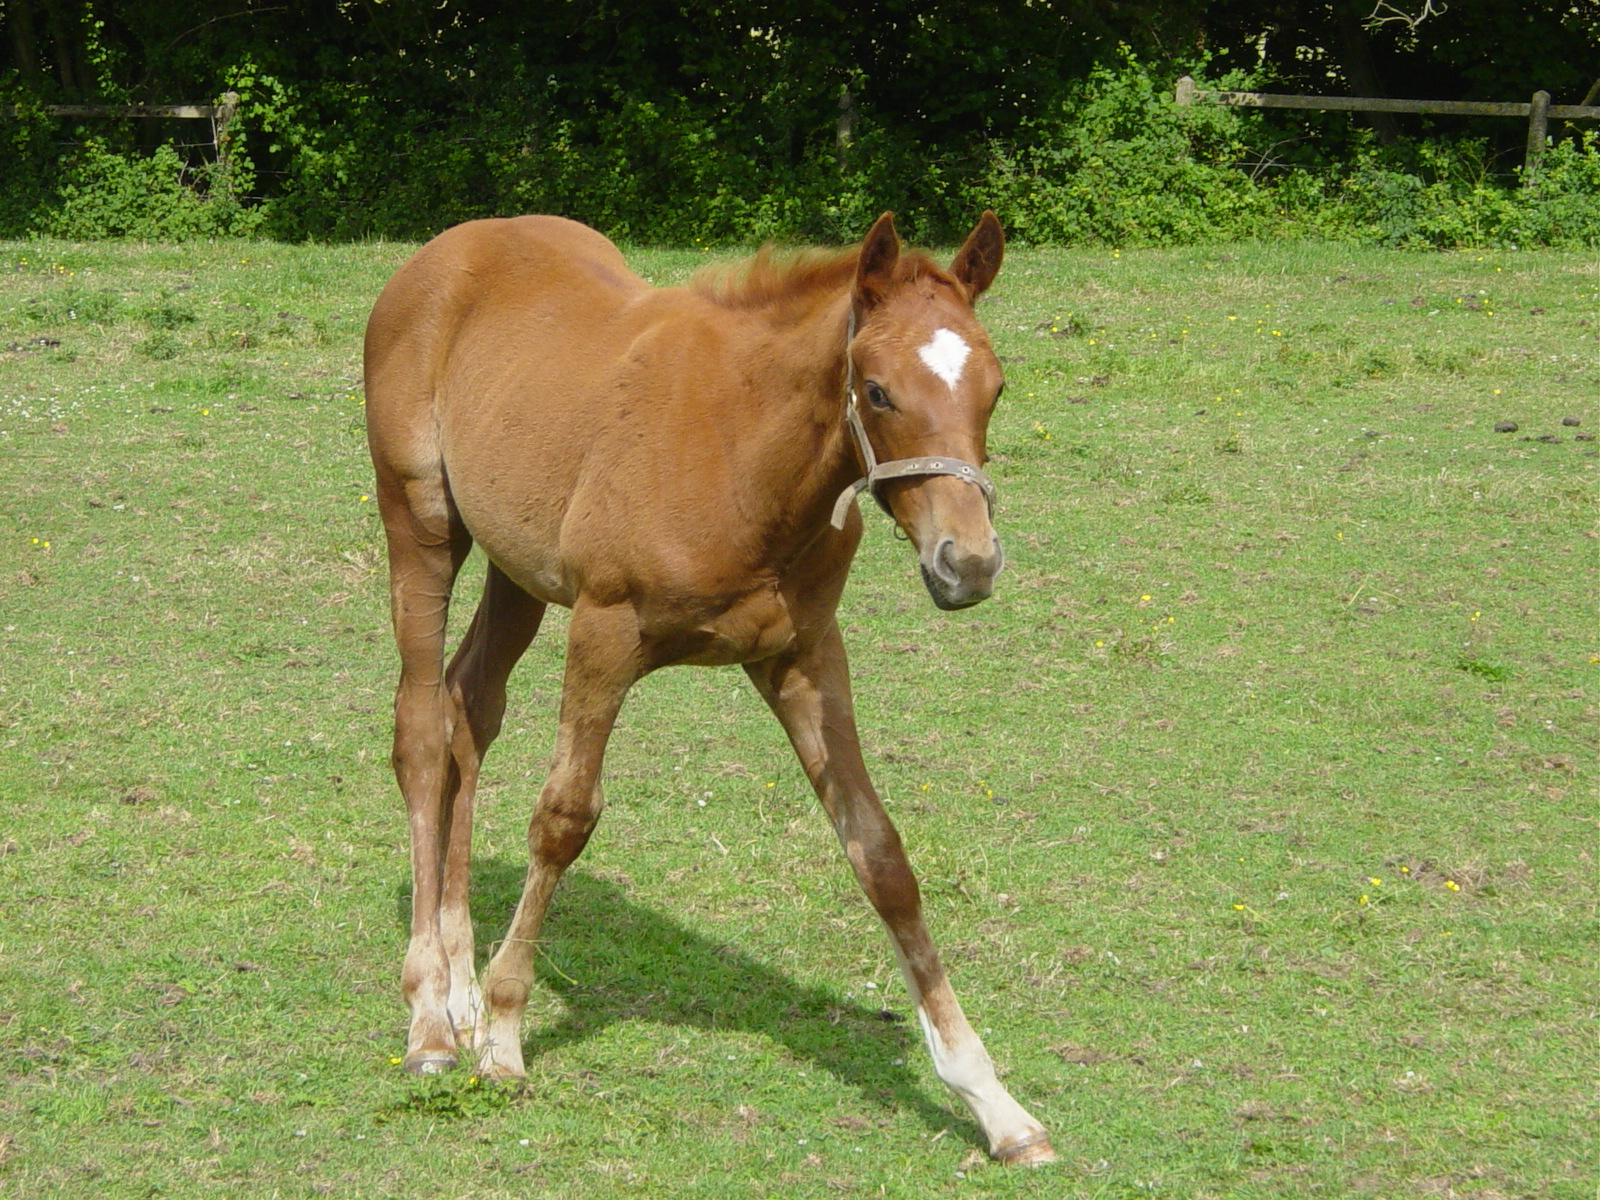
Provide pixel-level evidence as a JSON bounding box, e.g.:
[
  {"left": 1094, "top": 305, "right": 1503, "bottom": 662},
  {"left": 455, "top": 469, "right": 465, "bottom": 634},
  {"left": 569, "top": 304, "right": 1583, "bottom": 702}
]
[{"left": 847, "top": 211, "right": 1007, "bottom": 610}]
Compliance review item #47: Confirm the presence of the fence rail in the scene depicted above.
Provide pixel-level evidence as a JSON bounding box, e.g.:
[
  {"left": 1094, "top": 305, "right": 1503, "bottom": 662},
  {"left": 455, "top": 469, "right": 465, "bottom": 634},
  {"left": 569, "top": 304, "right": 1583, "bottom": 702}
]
[
  {"left": 38, "top": 103, "right": 223, "bottom": 120},
  {"left": 14, "top": 93, "right": 241, "bottom": 197},
  {"left": 1175, "top": 77, "right": 1600, "bottom": 180},
  {"left": 18, "top": 93, "right": 238, "bottom": 125}
]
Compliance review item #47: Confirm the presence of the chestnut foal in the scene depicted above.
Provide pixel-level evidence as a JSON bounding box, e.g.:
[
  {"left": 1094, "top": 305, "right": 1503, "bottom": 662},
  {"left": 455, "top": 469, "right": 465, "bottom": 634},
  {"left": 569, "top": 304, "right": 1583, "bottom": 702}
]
[{"left": 364, "top": 211, "right": 1053, "bottom": 1163}]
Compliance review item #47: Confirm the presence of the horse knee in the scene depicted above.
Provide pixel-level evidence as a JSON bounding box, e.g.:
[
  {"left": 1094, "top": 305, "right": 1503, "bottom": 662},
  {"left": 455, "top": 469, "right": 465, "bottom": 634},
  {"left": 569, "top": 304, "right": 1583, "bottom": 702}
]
[{"left": 528, "top": 781, "right": 603, "bottom": 870}]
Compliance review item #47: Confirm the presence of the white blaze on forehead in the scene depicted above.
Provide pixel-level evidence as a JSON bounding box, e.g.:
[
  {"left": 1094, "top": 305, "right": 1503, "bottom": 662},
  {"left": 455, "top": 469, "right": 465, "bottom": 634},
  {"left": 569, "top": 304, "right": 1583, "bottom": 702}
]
[{"left": 918, "top": 327, "right": 971, "bottom": 390}]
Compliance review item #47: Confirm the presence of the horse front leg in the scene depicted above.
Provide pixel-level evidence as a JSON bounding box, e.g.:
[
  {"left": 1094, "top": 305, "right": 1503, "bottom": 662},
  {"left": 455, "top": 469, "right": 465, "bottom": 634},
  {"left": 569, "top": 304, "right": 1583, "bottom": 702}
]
[
  {"left": 477, "top": 599, "right": 642, "bottom": 1082},
  {"left": 745, "top": 621, "right": 1055, "bottom": 1165}
]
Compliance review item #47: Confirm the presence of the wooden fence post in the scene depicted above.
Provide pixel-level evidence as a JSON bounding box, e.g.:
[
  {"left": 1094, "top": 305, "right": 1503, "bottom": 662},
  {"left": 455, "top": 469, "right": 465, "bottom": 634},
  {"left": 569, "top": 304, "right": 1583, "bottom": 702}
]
[
  {"left": 1524, "top": 90, "right": 1550, "bottom": 184},
  {"left": 1175, "top": 76, "right": 1195, "bottom": 107},
  {"left": 213, "top": 91, "right": 240, "bottom": 199},
  {"left": 836, "top": 85, "right": 855, "bottom": 174}
]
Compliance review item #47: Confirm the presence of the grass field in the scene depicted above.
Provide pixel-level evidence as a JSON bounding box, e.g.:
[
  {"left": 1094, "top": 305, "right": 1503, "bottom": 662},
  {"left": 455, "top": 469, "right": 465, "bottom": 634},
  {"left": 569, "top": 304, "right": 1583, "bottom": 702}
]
[{"left": 0, "top": 233, "right": 1595, "bottom": 1200}]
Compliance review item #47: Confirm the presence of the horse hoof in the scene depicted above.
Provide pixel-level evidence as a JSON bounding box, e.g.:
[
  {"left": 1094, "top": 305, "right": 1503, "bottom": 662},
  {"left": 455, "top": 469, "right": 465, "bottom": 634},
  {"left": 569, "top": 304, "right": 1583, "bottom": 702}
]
[
  {"left": 995, "top": 1132, "right": 1056, "bottom": 1165},
  {"left": 403, "top": 1051, "right": 457, "bottom": 1076},
  {"left": 477, "top": 1065, "right": 527, "bottom": 1087}
]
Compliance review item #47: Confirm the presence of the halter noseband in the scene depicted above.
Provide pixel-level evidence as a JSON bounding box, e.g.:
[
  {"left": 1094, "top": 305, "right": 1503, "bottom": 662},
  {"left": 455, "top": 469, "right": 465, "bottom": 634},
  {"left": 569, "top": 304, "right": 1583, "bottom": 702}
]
[{"left": 829, "top": 310, "right": 999, "bottom": 531}]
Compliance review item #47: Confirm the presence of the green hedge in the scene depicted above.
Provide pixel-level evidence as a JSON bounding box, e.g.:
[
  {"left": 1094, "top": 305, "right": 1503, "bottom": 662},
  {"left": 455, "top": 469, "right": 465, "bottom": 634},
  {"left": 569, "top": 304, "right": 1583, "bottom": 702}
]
[{"left": 4, "top": 56, "right": 1598, "bottom": 248}]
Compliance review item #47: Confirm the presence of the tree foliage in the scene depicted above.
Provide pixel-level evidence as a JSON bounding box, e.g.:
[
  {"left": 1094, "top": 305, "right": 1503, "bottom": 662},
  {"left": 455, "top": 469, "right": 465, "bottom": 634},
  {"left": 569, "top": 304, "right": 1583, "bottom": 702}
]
[{"left": 0, "top": 1, "right": 1596, "bottom": 242}]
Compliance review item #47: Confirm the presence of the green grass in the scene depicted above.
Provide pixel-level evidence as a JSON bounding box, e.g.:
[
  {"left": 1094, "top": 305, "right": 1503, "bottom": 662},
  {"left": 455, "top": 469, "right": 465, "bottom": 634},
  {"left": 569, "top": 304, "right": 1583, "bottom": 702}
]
[{"left": 0, "top": 236, "right": 1595, "bottom": 1199}]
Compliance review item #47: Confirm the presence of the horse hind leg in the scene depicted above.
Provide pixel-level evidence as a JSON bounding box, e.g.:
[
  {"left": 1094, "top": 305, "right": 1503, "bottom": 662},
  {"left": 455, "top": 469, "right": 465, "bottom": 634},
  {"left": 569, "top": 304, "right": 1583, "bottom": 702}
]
[
  {"left": 438, "top": 563, "right": 546, "bottom": 1053},
  {"left": 378, "top": 467, "right": 474, "bottom": 1075}
]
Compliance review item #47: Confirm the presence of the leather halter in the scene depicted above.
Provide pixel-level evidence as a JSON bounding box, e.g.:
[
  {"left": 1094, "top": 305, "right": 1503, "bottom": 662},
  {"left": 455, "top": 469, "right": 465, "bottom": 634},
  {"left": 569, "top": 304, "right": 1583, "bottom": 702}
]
[{"left": 829, "top": 310, "right": 999, "bottom": 531}]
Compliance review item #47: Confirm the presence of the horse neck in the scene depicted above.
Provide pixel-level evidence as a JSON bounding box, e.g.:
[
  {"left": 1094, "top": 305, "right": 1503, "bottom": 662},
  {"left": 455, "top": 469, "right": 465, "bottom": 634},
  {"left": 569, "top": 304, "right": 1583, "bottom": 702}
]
[{"left": 726, "top": 292, "right": 858, "bottom": 539}]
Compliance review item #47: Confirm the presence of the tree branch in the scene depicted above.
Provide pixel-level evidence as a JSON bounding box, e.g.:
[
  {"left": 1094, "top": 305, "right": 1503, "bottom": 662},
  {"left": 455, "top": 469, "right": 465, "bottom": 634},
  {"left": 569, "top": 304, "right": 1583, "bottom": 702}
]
[{"left": 1365, "top": 1, "right": 1448, "bottom": 34}]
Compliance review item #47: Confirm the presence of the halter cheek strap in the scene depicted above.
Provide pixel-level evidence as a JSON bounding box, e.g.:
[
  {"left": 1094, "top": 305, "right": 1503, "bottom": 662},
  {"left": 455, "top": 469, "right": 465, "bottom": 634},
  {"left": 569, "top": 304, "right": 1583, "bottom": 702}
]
[{"left": 829, "top": 311, "right": 998, "bottom": 531}]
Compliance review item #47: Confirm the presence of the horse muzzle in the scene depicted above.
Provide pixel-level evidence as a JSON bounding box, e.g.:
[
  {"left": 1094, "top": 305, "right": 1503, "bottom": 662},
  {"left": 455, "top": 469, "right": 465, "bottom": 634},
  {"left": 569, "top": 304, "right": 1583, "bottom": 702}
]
[{"left": 919, "top": 532, "right": 1005, "bottom": 610}]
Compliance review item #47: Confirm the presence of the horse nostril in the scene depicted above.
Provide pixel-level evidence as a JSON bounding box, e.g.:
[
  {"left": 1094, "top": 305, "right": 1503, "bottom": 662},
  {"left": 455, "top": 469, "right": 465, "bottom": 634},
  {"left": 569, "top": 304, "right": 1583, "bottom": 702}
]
[{"left": 935, "top": 538, "right": 960, "bottom": 583}]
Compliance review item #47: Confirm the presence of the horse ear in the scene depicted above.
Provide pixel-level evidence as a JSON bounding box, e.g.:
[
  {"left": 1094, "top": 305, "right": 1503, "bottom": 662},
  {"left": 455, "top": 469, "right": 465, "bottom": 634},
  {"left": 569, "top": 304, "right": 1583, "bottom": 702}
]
[
  {"left": 950, "top": 211, "right": 1005, "bottom": 301},
  {"left": 853, "top": 211, "right": 900, "bottom": 311}
]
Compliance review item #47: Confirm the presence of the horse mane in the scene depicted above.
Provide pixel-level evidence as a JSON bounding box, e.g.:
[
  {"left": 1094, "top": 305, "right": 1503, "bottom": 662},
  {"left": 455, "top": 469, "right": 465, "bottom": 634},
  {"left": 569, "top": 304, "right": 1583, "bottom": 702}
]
[{"left": 690, "top": 243, "right": 949, "bottom": 314}]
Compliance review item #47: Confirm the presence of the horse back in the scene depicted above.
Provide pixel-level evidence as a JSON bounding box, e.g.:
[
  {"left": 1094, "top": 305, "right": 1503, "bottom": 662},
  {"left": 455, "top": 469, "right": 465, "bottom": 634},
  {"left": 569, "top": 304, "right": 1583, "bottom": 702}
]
[{"left": 365, "top": 216, "right": 644, "bottom": 441}]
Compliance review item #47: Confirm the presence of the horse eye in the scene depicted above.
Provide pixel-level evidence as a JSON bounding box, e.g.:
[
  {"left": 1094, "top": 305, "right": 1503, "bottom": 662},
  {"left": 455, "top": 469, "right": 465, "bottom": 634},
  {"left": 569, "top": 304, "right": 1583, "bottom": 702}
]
[{"left": 864, "top": 381, "right": 893, "bottom": 411}]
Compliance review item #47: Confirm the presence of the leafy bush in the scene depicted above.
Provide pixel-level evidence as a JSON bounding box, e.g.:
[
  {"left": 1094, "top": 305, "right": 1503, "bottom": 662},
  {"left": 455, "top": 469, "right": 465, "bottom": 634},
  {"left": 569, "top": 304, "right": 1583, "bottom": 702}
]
[
  {"left": 1324, "top": 134, "right": 1600, "bottom": 249},
  {"left": 1331, "top": 140, "right": 1517, "bottom": 247},
  {"left": 236, "top": 63, "right": 965, "bottom": 246},
  {"left": 43, "top": 139, "right": 260, "bottom": 241},
  {"left": 970, "top": 53, "right": 1275, "bottom": 246},
  {"left": 0, "top": 100, "right": 60, "bottom": 235},
  {"left": 1515, "top": 132, "right": 1600, "bottom": 248}
]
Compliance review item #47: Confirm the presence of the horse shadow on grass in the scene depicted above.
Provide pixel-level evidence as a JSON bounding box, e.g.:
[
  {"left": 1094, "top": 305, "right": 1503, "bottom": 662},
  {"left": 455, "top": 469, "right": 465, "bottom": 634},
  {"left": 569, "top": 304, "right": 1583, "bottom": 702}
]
[{"left": 393, "top": 858, "right": 971, "bottom": 1142}]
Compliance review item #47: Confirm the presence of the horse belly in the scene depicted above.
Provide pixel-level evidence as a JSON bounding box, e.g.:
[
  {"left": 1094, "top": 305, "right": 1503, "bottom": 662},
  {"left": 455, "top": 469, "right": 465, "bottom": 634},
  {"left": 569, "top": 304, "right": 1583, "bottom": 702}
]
[
  {"left": 483, "top": 539, "right": 577, "bottom": 608},
  {"left": 452, "top": 477, "right": 578, "bottom": 605},
  {"left": 443, "top": 424, "right": 581, "bottom": 607}
]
